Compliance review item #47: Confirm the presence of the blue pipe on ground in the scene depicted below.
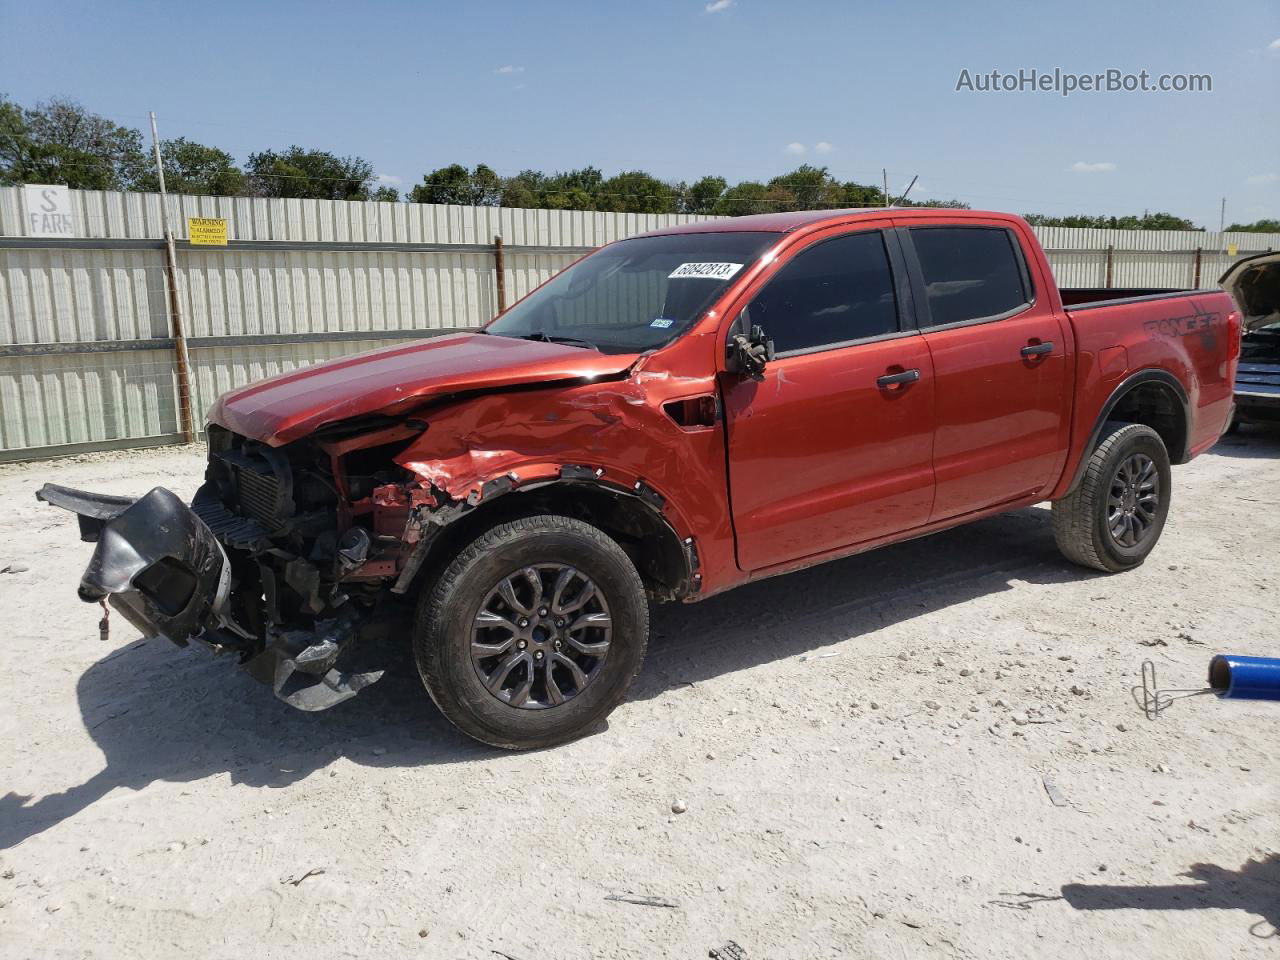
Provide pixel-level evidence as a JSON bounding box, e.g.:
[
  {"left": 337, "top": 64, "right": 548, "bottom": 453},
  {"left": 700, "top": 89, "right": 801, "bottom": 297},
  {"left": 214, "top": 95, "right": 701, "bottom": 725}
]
[{"left": 1209, "top": 655, "right": 1280, "bottom": 702}]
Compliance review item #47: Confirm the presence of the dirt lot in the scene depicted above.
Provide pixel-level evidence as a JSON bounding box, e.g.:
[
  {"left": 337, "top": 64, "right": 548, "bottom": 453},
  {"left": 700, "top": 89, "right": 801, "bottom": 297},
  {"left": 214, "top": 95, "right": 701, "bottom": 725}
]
[{"left": 0, "top": 430, "right": 1277, "bottom": 959}]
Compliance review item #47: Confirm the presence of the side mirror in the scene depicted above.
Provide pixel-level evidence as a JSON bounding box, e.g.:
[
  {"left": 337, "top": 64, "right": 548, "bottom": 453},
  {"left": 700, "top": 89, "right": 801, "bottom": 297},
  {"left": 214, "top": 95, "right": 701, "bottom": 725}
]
[{"left": 727, "top": 320, "right": 775, "bottom": 381}]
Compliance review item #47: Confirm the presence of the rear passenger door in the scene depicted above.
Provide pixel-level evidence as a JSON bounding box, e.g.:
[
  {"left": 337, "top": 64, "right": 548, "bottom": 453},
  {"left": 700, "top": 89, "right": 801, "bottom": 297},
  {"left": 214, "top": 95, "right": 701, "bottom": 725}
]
[
  {"left": 723, "top": 225, "right": 936, "bottom": 571},
  {"left": 898, "top": 223, "right": 1070, "bottom": 521}
]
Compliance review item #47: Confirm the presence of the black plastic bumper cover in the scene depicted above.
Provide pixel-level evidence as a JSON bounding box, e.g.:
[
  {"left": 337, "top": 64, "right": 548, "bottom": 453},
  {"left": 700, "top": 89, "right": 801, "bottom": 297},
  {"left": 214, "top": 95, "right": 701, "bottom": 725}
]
[
  {"left": 37, "top": 483, "right": 229, "bottom": 647},
  {"left": 37, "top": 483, "right": 383, "bottom": 711}
]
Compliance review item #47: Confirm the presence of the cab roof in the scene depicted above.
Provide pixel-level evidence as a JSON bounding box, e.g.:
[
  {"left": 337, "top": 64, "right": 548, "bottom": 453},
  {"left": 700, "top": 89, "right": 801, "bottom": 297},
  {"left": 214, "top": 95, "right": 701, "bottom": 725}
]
[{"left": 635, "top": 207, "right": 1017, "bottom": 238}]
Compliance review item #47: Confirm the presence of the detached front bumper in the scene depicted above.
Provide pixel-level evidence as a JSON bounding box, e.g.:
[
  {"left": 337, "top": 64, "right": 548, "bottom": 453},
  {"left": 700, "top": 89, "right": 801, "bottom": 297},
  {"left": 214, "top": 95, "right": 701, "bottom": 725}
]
[{"left": 36, "top": 483, "right": 382, "bottom": 710}]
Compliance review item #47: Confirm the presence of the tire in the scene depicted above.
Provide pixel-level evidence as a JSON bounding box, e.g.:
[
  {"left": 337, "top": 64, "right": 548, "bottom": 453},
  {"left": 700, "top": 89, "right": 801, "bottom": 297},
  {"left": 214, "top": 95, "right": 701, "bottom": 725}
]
[
  {"left": 414, "top": 514, "right": 649, "bottom": 750},
  {"left": 1052, "top": 421, "right": 1172, "bottom": 573}
]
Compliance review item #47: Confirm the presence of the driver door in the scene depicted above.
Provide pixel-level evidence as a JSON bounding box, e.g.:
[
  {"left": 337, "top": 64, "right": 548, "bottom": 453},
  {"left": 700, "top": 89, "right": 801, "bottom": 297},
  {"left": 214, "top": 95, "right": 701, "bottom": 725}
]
[{"left": 722, "top": 226, "right": 936, "bottom": 572}]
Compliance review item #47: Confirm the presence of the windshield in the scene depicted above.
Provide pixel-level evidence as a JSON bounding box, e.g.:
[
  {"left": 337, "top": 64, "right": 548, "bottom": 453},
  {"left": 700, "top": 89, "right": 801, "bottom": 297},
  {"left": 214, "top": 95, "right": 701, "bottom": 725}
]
[{"left": 486, "top": 232, "right": 777, "bottom": 354}]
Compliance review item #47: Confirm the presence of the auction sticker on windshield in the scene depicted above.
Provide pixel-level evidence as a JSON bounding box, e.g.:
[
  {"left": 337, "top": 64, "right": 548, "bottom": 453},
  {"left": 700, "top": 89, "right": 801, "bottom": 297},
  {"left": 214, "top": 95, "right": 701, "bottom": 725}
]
[{"left": 668, "top": 262, "right": 744, "bottom": 280}]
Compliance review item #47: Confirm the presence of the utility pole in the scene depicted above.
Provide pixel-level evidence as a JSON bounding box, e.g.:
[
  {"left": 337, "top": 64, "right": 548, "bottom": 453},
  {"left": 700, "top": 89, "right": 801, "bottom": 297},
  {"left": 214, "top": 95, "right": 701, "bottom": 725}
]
[
  {"left": 895, "top": 175, "right": 919, "bottom": 206},
  {"left": 149, "top": 111, "right": 195, "bottom": 444},
  {"left": 882, "top": 169, "right": 890, "bottom": 207},
  {"left": 1219, "top": 197, "right": 1227, "bottom": 256}
]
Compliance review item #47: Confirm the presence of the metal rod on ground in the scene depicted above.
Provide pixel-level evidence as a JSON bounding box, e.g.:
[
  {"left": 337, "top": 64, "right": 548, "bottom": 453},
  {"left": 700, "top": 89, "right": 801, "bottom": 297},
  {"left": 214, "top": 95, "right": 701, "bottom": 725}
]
[
  {"left": 149, "top": 111, "right": 195, "bottom": 444},
  {"left": 1105, "top": 244, "right": 1114, "bottom": 288},
  {"left": 493, "top": 234, "right": 507, "bottom": 315},
  {"left": 1193, "top": 247, "right": 1202, "bottom": 288}
]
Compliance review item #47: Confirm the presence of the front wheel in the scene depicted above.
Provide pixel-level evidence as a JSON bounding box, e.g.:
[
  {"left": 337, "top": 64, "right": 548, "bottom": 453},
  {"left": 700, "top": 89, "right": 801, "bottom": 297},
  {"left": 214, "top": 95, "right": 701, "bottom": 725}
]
[
  {"left": 1052, "top": 421, "right": 1172, "bottom": 573},
  {"left": 414, "top": 515, "right": 649, "bottom": 749}
]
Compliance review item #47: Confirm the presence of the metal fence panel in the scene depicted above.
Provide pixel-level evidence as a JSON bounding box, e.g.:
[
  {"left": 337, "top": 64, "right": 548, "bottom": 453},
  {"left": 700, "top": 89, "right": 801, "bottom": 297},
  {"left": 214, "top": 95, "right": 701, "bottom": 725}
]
[{"left": 1, "top": 186, "right": 1278, "bottom": 460}]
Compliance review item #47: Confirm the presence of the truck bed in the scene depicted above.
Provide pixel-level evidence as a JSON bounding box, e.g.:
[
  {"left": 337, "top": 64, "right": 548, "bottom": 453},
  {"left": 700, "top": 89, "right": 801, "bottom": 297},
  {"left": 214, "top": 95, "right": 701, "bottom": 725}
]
[{"left": 1059, "top": 287, "right": 1217, "bottom": 309}]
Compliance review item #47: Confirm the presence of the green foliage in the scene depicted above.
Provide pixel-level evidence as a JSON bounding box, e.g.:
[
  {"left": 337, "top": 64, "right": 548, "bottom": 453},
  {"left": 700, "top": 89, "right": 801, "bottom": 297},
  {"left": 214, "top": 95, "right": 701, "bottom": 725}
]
[
  {"left": 408, "top": 163, "right": 501, "bottom": 205},
  {"left": 598, "top": 170, "right": 675, "bottom": 213},
  {"left": 713, "top": 181, "right": 771, "bottom": 215},
  {"left": 1225, "top": 219, "right": 1280, "bottom": 233},
  {"left": 136, "top": 137, "right": 246, "bottom": 196},
  {"left": 766, "top": 165, "right": 845, "bottom": 210},
  {"left": 0, "top": 95, "right": 147, "bottom": 190},
  {"left": 1023, "top": 212, "right": 1203, "bottom": 231},
  {"left": 678, "top": 176, "right": 727, "bottom": 215},
  {"left": 6, "top": 95, "right": 1265, "bottom": 230},
  {"left": 246, "top": 146, "right": 376, "bottom": 200}
]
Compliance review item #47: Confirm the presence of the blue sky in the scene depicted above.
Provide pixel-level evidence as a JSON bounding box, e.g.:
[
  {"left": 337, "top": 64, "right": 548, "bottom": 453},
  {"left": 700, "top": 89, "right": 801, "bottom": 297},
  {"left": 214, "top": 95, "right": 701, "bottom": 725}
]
[{"left": 2, "top": 0, "right": 1277, "bottom": 228}]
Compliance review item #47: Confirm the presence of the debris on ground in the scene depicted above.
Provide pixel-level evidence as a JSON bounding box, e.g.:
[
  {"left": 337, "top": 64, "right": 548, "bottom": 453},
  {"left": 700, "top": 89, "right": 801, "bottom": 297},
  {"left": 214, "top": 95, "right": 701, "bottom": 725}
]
[{"left": 604, "top": 893, "right": 680, "bottom": 909}]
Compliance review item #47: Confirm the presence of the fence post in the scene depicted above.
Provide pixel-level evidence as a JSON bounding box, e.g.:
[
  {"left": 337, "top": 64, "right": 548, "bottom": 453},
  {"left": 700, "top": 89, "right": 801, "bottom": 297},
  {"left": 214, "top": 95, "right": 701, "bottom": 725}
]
[
  {"left": 1193, "top": 247, "right": 1202, "bottom": 289},
  {"left": 493, "top": 234, "right": 507, "bottom": 316},
  {"left": 1104, "top": 244, "right": 1114, "bottom": 288},
  {"left": 149, "top": 112, "right": 195, "bottom": 444}
]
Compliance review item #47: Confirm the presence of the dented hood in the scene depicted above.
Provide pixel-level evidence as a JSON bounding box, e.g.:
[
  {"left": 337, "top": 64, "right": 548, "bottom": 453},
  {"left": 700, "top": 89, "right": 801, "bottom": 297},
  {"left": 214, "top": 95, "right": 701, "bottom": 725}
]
[{"left": 207, "top": 333, "right": 638, "bottom": 445}]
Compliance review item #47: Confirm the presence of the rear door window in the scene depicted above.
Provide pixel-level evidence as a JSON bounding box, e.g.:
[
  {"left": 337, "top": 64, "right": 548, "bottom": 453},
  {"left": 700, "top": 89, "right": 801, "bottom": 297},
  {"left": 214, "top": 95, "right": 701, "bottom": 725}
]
[
  {"left": 908, "top": 227, "right": 1031, "bottom": 327},
  {"left": 747, "top": 231, "right": 900, "bottom": 355}
]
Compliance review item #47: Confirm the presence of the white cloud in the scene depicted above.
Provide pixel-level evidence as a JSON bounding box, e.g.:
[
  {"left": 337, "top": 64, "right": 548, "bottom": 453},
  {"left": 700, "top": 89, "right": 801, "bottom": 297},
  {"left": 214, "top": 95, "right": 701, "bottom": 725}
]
[
  {"left": 375, "top": 174, "right": 402, "bottom": 186},
  {"left": 815, "top": 141, "right": 834, "bottom": 155},
  {"left": 495, "top": 65, "right": 525, "bottom": 74},
  {"left": 705, "top": 0, "right": 733, "bottom": 12},
  {"left": 1070, "top": 160, "right": 1117, "bottom": 173},
  {"left": 784, "top": 142, "right": 806, "bottom": 155},
  {"left": 1246, "top": 173, "right": 1279, "bottom": 185},
  {"left": 1268, "top": 37, "right": 1280, "bottom": 51}
]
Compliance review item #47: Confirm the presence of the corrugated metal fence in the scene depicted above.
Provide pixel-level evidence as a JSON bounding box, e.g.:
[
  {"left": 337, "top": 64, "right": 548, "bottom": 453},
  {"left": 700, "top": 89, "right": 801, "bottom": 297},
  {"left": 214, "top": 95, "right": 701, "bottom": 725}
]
[{"left": 1, "top": 187, "right": 1275, "bottom": 461}]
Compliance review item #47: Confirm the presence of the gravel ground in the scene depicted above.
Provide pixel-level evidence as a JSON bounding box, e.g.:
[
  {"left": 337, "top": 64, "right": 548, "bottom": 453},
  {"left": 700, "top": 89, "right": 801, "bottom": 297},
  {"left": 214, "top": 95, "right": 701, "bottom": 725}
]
[{"left": 1, "top": 429, "right": 1277, "bottom": 959}]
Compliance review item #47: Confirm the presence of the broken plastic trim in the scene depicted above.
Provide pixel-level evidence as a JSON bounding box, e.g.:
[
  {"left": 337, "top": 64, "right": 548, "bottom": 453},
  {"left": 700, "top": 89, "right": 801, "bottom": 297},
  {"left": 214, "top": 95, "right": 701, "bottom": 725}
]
[
  {"left": 37, "top": 482, "right": 384, "bottom": 711},
  {"left": 241, "top": 608, "right": 384, "bottom": 711},
  {"left": 37, "top": 484, "right": 230, "bottom": 647}
]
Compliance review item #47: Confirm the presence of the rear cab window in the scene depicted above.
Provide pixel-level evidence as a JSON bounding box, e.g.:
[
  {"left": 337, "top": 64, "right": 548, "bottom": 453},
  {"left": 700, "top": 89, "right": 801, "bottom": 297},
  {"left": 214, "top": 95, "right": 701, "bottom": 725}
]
[
  {"left": 905, "top": 226, "right": 1033, "bottom": 328},
  {"left": 746, "top": 230, "right": 902, "bottom": 356}
]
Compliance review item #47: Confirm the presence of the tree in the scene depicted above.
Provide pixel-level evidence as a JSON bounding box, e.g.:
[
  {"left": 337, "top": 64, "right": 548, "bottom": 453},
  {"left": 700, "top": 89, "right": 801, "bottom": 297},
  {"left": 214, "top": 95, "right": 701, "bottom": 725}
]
[
  {"left": 841, "top": 180, "right": 885, "bottom": 207},
  {"left": 498, "top": 169, "right": 547, "bottom": 209},
  {"left": 136, "top": 137, "right": 246, "bottom": 196},
  {"left": 679, "top": 176, "right": 727, "bottom": 215},
  {"left": 597, "top": 170, "right": 676, "bottom": 213},
  {"left": 246, "top": 146, "right": 377, "bottom": 200},
  {"left": 714, "top": 181, "right": 773, "bottom": 215},
  {"left": 767, "top": 165, "right": 843, "bottom": 210},
  {"left": 1024, "top": 211, "right": 1201, "bottom": 230},
  {"left": 409, "top": 163, "right": 501, "bottom": 205},
  {"left": 1225, "top": 219, "right": 1280, "bottom": 233},
  {"left": 539, "top": 166, "right": 605, "bottom": 210},
  {"left": 0, "top": 95, "right": 147, "bottom": 190},
  {"left": 370, "top": 185, "right": 400, "bottom": 202}
]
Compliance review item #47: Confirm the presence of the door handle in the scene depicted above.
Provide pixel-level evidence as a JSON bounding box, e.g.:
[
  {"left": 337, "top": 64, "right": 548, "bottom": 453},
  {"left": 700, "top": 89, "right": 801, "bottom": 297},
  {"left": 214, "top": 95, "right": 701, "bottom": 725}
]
[
  {"left": 1021, "top": 341, "right": 1054, "bottom": 358},
  {"left": 876, "top": 368, "right": 921, "bottom": 388}
]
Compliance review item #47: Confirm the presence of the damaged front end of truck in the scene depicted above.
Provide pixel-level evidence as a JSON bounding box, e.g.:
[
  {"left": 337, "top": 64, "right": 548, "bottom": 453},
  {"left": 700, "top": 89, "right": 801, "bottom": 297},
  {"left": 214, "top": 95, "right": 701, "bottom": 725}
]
[
  {"left": 36, "top": 334, "right": 713, "bottom": 713},
  {"left": 37, "top": 419, "right": 443, "bottom": 710}
]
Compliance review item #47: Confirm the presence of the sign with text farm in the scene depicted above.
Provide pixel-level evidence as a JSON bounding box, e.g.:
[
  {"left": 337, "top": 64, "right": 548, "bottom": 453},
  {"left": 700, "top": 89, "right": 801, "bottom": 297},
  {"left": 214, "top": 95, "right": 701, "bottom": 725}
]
[{"left": 23, "top": 185, "right": 75, "bottom": 238}]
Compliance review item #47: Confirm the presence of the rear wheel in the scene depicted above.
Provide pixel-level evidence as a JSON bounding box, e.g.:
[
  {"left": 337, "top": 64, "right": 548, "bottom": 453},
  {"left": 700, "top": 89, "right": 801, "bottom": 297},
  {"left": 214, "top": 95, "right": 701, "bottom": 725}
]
[
  {"left": 1052, "top": 421, "right": 1172, "bottom": 573},
  {"left": 414, "top": 515, "right": 649, "bottom": 749}
]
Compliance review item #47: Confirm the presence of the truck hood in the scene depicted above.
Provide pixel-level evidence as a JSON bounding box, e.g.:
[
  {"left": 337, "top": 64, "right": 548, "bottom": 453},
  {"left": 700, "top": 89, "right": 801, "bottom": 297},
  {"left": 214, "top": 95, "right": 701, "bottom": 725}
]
[
  {"left": 207, "top": 333, "right": 639, "bottom": 445},
  {"left": 1221, "top": 251, "right": 1280, "bottom": 332}
]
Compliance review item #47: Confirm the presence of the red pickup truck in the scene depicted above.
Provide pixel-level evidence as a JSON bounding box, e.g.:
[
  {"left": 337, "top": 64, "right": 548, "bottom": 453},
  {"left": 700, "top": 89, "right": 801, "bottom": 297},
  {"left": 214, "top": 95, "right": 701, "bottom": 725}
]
[{"left": 40, "top": 208, "right": 1241, "bottom": 749}]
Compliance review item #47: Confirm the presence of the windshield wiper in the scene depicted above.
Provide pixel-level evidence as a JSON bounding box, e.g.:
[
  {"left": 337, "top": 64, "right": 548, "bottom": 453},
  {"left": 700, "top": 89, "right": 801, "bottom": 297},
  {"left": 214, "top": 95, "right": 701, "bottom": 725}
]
[{"left": 516, "top": 331, "right": 598, "bottom": 351}]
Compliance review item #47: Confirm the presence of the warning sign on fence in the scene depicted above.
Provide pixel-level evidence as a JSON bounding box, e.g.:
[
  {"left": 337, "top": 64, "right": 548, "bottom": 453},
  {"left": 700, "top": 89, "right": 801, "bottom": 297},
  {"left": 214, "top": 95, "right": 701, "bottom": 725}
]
[{"left": 188, "top": 217, "right": 228, "bottom": 246}]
